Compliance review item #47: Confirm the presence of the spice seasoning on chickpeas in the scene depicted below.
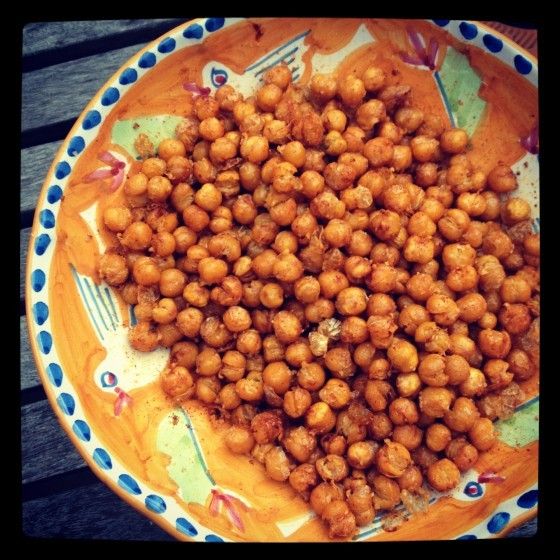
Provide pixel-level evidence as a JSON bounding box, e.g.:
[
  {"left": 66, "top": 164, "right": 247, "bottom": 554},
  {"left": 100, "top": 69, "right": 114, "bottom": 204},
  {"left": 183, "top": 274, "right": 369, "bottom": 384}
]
[{"left": 97, "top": 61, "right": 540, "bottom": 540}]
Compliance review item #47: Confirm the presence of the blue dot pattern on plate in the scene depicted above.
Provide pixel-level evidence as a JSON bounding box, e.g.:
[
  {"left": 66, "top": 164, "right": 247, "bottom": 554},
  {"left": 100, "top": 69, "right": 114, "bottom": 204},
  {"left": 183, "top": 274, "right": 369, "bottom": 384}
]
[
  {"left": 37, "top": 331, "right": 52, "bottom": 354},
  {"left": 158, "top": 37, "right": 176, "bottom": 53},
  {"left": 118, "top": 474, "right": 142, "bottom": 495},
  {"left": 101, "top": 87, "right": 120, "bottom": 106},
  {"left": 46, "top": 363, "right": 63, "bottom": 387},
  {"left": 205, "top": 18, "right": 225, "bottom": 32},
  {"left": 139, "top": 52, "right": 156, "bottom": 68},
  {"left": 459, "top": 22, "right": 478, "bottom": 40},
  {"left": 32, "top": 302, "right": 49, "bottom": 325},
  {"left": 514, "top": 54, "right": 532, "bottom": 75},
  {"left": 184, "top": 23, "right": 203, "bottom": 39},
  {"left": 34, "top": 234, "right": 51, "bottom": 256},
  {"left": 517, "top": 489, "right": 538, "bottom": 509},
  {"left": 67, "top": 136, "right": 85, "bottom": 157},
  {"left": 82, "top": 110, "right": 102, "bottom": 130},
  {"left": 47, "top": 185, "right": 63, "bottom": 204},
  {"left": 39, "top": 209, "right": 55, "bottom": 229},
  {"left": 145, "top": 495, "right": 167, "bottom": 514},
  {"left": 93, "top": 448, "right": 113, "bottom": 470},
  {"left": 55, "top": 161, "right": 71, "bottom": 179},
  {"left": 176, "top": 518, "right": 198, "bottom": 537},
  {"left": 205, "top": 534, "right": 224, "bottom": 542},
  {"left": 483, "top": 34, "right": 503, "bottom": 53},
  {"left": 433, "top": 19, "right": 450, "bottom": 27},
  {"left": 487, "top": 511, "right": 511, "bottom": 534},
  {"left": 57, "top": 393, "right": 75, "bottom": 416},
  {"left": 119, "top": 68, "right": 138, "bottom": 85},
  {"left": 72, "top": 419, "right": 91, "bottom": 441},
  {"left": 458, "top": 534, "right": 477, "bottom": 540},
  {"left": 31, "top": 269, "right": 46, "bottom": 292}
]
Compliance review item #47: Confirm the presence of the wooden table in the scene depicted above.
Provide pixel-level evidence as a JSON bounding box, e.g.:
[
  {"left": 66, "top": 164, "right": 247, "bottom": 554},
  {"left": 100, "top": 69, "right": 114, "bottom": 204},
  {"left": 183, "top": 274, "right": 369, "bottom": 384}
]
[{"left": 20, "top": 19, "right": 538, "bottom": 540}]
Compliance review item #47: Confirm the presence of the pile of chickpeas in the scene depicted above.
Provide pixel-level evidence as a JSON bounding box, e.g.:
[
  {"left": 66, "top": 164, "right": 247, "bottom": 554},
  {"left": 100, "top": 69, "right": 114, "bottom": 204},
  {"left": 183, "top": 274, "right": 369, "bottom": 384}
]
[{"left": 98, "top": 62, "right": 540, "bottom": 539}]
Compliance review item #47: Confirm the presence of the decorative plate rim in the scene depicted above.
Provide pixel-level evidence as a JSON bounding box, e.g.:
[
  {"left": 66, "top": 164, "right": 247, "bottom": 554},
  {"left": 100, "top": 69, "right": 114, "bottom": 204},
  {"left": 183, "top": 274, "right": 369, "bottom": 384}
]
[{"left": 25, "top": 17, "right": 538, "bottom": 541}]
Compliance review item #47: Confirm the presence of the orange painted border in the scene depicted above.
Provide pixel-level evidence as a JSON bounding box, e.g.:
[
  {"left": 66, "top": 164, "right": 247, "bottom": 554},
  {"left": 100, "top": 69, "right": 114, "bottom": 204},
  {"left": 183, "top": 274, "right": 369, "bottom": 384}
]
[{"left": 24, "top": 18, "right": 538, "bottom": 542}]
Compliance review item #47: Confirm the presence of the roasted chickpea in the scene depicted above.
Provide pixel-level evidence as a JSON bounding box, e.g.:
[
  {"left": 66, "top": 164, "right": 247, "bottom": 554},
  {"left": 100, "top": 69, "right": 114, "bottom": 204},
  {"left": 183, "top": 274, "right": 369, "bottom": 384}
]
[
  {"left": 376, "top": 441, "right": 411, "bottom": 478},
  {"left": 306, "top": 402, "right": 337, "bottom": 434},
  {"left": 487, "top": 164, "right": 517, "bottom": 193},
  {"left": 468, "top": 418, "right": 497, "bottom": 451},
  {"left": 419, "top": 387, "right": 454, "bottom": 418},
  {"left": 440, "top": 128, "right": 468, "bottom": 154},
  {"left": 427, "top": 458, "right": 460, "bottom": 492},
  {"left": 444, "top": 397, "right": 480, "bottom": 432},
  {"left": 446, "top": 438, "right": 479, "bottom": 471}
]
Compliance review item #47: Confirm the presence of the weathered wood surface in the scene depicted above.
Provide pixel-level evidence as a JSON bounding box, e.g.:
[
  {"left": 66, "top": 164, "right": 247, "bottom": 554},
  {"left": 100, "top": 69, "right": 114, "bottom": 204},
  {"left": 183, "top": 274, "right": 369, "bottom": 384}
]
[
  {"left": 22, "top": 400, "right": 86, "bottom": 483},
  {"left": 21, "top": 316, "right": 40, "bottom": 391},
  {"left": 21, "top": 141, "right": 62, "bottom": 215},
  {"left": 23, "top": 481, "right": 174, "bottom": 540}
]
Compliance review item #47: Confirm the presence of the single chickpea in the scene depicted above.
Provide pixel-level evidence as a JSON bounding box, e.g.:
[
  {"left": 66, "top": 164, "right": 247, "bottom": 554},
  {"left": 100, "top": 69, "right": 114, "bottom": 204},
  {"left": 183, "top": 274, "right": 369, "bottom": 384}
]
[
  {"left": 318, "top": 379, "right": 351, "bottom": 410},
  {"left": 362, "top": 65, "right": 386, "bottom": 92},
  {"left": 161, "top": 365, "right": 194, "bottom": 398},
  {"left": 338, "top": 74, "right": 366, "bottom": 107},
  {"left": 99, "top": 253, "right": 129, "bottom": 286},
  {"left": 306, "top": 402, "right": 337, "bottom": 434},
  {"left": 440, "top": 128, "right": 468, "bottom": 154},
  {"left": 240, "top": 135, "right": 269, "bottom": 163},
  {"left": 478, "top": 329, "right": 511, "bottom": 359},
  {"left": 336, "top": 287, "right": 368, "bottom": 316},
  {"left": 411, "top": 135, "right": 440, "bottom": 162},
  {"left": 389, "top": 397, "right": 419, "bottom": 425},
  {"left": 418, "top": 387, "right": 454, "bottom": 418},
  {"left": 141, "top": 157, "right": 167, "bottom": 178},
  {"left": 425, "top": 423, "right": 452, "bottom": 453},
  {"left": 446, "top": 438, "right": 479, "bottom": 472},
  {"left": 487, "top": 164, "right": 517, "bottom": 193},
  {"left": 427, "top": 458, "right": 461, "bottom": 492},
  {"left": 224, "top": 426, "right": 255, "bottom": 455},
  {"left": 395, "top": 107, "right": 424, "bottom": 133},
  {"left": 298, "top": 362, "right": 326, "bottom": 391},
  {"left": 387, "top": 338, "right": 418, "bottom": 373},
  {"left": 356, "top": 99, "right": 386, "bottom": 130},
  {"left": 376, "top": 441, "right": 411, "bottom": 478},
  {"left": 363, "top": 137, "right": 394, "bottom": 167},
  {"left": 468, "top": 418, "right": 497, "bottom": 451},
  {"left": 283, "top": 387, "right": 312, "bottom": 419}
]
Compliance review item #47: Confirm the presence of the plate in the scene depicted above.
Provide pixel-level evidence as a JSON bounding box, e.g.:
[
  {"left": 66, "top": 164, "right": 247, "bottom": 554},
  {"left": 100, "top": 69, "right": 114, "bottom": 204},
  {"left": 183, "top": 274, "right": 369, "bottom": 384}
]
[{"left": 26, "top": 18, "right": 539, "bottom": 541}]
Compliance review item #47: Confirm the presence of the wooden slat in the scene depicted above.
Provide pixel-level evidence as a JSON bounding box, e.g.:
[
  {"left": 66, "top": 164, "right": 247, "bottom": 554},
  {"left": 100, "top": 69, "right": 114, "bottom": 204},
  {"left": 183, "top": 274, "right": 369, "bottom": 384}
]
[
  {"left": 21, "top": 141, "right": 62, "bottom": 215},
  {"left": 22, "top": 43, "right": 145, "bottom": 134},
  {"left": 23, "top": 19, "right": 183, "bottom": 58},
  {"left": 21, "top": 399, "right": 86, "bottom": 483},
  {"left": 20, "top": 228, "right": 30, "bottom": 301},
  {"left": 22, "top": 481, "right": 174, "bottom": 540},
  {"left": 21, "top": 315, "right": 41, "bottom": 391}
]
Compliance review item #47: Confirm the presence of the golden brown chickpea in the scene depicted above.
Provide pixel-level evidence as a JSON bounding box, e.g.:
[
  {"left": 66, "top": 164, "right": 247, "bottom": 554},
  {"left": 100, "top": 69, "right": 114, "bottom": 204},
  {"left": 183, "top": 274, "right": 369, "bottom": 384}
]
[
  {"left": 305, "top": 298, "right": 336, "bottom": 324},
  {"left": 446, "top": 437, "right": 479, "bottom": 471},
  {"left": 482, "top": 229, "right": 514, "bottom": 261},
  {"left": 392, "top": 424, "right": 423, "bottom": 451},
  {"left": 348, "top": 441, "right": 378, "bottom": 470},
  {"left": 406, "top": 273, "right": 435, "bottom": 302},
  {"left": 315, "top": 454, "right": 349, "bottom": 483},
  {"left": 427, "top": 458, "right": 460, "bottom": 492},
  {"left": 310, "top": 481, "right": 345, "bottom": 516},
  {"left": 361, "top": 65, "right": 385, "bottom": 92},
  {"left": 264, "top": 446, "right": 291, "bottom": 482},
  {"left": 364, "top": 379, "right": 393, "bottom": 412},
  {"left": 281, "top": 426, "right": 316, "bottom": 464},
  {"left": 306, "top": 402, "right": 337, "bottom": 434},
  {"left": 141, "top": 157, "right": 167, "bottom": 178},
  {"left": 124, "top": 172, "right": 149, "bottom": 197},
  {"left": 296, "top": 362, "right": 325, "bottom": 393},
  {"left": 293, "top": 276, "right": 321, "bottom": 305},
  {"left": 403, "top": 235, "right": 435, "bottom": 264},
  {"left": 507, "top": 348, "right": 536, "bottom": 381},
  {"left": 440, "top": 128, "right": 468, "bottom": 154},
  {"left": 425, "top": 423, "right": 452, "bottom": 453},
  {"left": 128, "top": 321, "right": 159, "bottom": 352},
  {"left": 315, "top": 379, "right": 350, "bottom": 410},
  {"left": 363, "top": 137, "right": 394, "bottom": 168},
  {"left": 200, "top": 316, "right": 233, "bottom": 348},
  {"left": 273, "top": 253, "right": 304, "bottom": 283},
  {"left": 337, "top": 74, "right": 365, "bottom": 107},
  {"left": 98, "top": 253, "right": 128, "bottom": 286},
  {"left": 444, "top": 397, "right": 480, "bottom": 433},
  {"left": 333, "top": 287, "right": 366, "bottom": 317},
  {"left": 478, "top": 329, "right": 512, "bottom": 359},
  {"left": 103, "top": 205, "right": 133, "bottom": 233},
  {"left": 356, "top": 99, "right": 386, "bottom": 130},
  {"left": 235, "top": 329, "right": 261, "bottom": 355},
  {"left": 487, "top": 164, "right": 517, "bottom": 193},
  {"left": 270, "top": 310, "right": 301, "bottom": 344},
  {"left": 386, "top": 337, "right": 418, "bottom": 373},
  {"left": 438, "top": 209, "right": 471, "bottom": 242},
  {"left": 419, "top": 387, "right": 454, "bottom": 418},
  {"left": 407, "top": 211, "right": 436, "bottom": 238},
  {"left": 161, "top": 365, "right": 195, "bottom": 399},
  {"left": 393, "top": 373, "right": 420, "bottom": 399},
  {"left": 376, "top": 441, "right": 411, "bottom": 478},
  {"left": 388, "top": 397, "right": 420, "bottom": 426},
  {"left": 224, "top": 425, "right": 255, "bottom": 455},
  {"left": 369, "top": 474, "right": 400, "bottom": 511},
  {"left": 121, "top": 221, "right": 152, "bottom": 251},
  {"left": 499, "top": 303, "right": 531, "bottom": 334},
  {"left": 285, "top": 340, "right": 313, "bottom": 367},
  {"left": 219, "top": 350, "right": 246, "bottom": 382},
  {"left": 484, "top": 359, "right": 515, "bottom": 391},
  {"left": 262, "top": 361, "right": 292, "bottom": 395},
  {"left": 457, "top": 367, "right": 486, "bottom": 397},
  {"left": 468, "top": 418, "right": 497, "bottom": 452},
  {"left": 410, "top": 135, "right": 440, "bottom": 163},
  {"left": 289, "top": 463, "right": 318, "bottom": 495},
  {"left": 500, "top": 275, "right": 532, "bottom": 304}
]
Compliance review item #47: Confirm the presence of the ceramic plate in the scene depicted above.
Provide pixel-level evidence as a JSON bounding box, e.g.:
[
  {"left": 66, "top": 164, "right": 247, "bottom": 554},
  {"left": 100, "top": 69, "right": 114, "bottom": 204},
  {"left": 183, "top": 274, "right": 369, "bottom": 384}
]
[{"left": 26, "top": 18, "right": 539, "bottom": 541}]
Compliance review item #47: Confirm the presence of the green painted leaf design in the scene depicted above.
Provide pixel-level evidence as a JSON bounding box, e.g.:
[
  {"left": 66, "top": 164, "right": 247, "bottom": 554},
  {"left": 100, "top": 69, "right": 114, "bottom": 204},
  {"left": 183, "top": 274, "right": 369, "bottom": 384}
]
[
  {"left": 495, "top": 398, "right": 539, "bottom": 448},
  {"left": 112, "top": 115, "right": 184, "bottom": 158},
  {"left": 156, "top": 409, "right": 214, "bottom": 504},
  {"left": 437, "top": 47, "right": 486, "bottom": 136}
]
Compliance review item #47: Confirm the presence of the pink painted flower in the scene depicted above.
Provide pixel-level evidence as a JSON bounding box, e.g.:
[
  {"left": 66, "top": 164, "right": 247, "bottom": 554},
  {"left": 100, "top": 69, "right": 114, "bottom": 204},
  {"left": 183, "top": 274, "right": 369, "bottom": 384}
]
[
  {"left": 114, "top": 387, "right": 133, "bottom": 416},
  {"left": 478, "top": 471, "right": 506, "bottom": 484},
  {"left": 521, "top": 126, "right": 539, "bottom": 155},
  {"left": 183, "top": 82, "right": 211, "bottom": 98},
  {"left": 209, "top": 489, "right": 248, "bottom": 532},
  {"left": 400, "top": 27, "right": 439, "bottom": 70},
  {"left": 84, "top": 151, "right": 126, "bottom": 192}
]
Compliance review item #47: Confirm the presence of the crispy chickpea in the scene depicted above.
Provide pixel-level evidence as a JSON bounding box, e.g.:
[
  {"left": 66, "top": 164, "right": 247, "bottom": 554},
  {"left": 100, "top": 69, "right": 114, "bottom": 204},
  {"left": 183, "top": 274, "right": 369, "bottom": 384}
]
[
  {"left": 334, "top": 287, "right": 367, "bottom": 317},
  {"left": 444, "top": 397, "right": 480, "bottom": 432},
  {"left": 99, "top": 253, "right": 129, "bottom": 286},
  {"left": 161, "top": 365, "right": 194, "bottom": 398},
  {"left": 285, "top": 340, "right": 313, "bottom": 367},
  {"left": 282, "top": 426, "right": 316, "bottom": 463},
  {"left": 376, "top": 441, "right": 411, "bottom": 478},
  {"left": 298, "top": 362, "right": 326, "bottom": 392},
  {"left": 442, "top": 354, "right": 469, "bottom": 386},
  {"left": 272, "top": 311, "right": 302, "bottom": 344},
  {"left": 222, "top": 306, "right": 252, "bottom": 333},
  {"left": 282, "top": 387, "right": 312, "bottom": 419},
  {"left": 316, "top": 454, "right": 349, "bottom": 483},
  {"left": 129, "top": 321, "right": 159, "bottom": 352},
  {"left": 425, "top": 423, "right": 452, "bottom": 453},
  {"left": 141, "top": 157, "right": 166, "bottom": 178},
  {"left": 499, "top": 303, "right": 531, "bottom": 334},
  {"left": 316, "top": 379, "right": 350, "bottom": 410},
  {"left": 201, "top": 316, "right": 234, "bottom": 348},
  {"left": 389, "top": 398, "right": 419, "bottom": 426},
  {"left": 397, "top": 465, "right": 423, "bottom": 493},
  {"left": 324, "top": 346, "right": 356, "bottom": 379},
  {"left": 176, "top": 307, "right": 203, "bottom": 338},
  {"left": 411, "top": 135, "right": 440, "bottom": 162},
  {"left": 262, "top": 361, "right": 292, "bottom": 395},
  {"left": 224, "top": 426, "right": 255, "bottom": 455},
  {"left": 476, "top": 255, "right": 506, "bottom": 291},
  {"left": 294, "top": 276, "right": 321, "bottom": 304},
  {"left": 523, "top": 233, "right": 540, "bottom": 257},
  {"left": 265, "top": 446, "right": 291, "bottom": 482},
  {"left": 419, "top": 387, "right": 454, "bottom": 418},
  {"left": 365, "top": 380, "right": 393, "bottom": 412},
  {"left": 306, "top": 402, "right": 337, "bottom": 434},
  {"left": 478, "top": 329, "right": 511, "bottom": 359},
  {"left": 121, "top": 221, "right": 152, "bottom": 251},
  {"left": 356, "top": 99, "right": 386, "bottom": 130},
  {"left": 273, "top": 253, "right": 304, "bottom": 282},
  {"left": 103, "top": 205, "right": 133, "bottom": 233},
  {"left": 482, "top": 229, "right": 514, "bottom": 260},
  {"left": 487, "top": 164, "right": 517, "bottom": 193},
  {"left": 392, "top": 425, "right": 423, "bottom": 451},
  {"left": 310, "top": 73, "right": 338, "bottom": 101},
  {"left": 500, "top": 275, "right": 531, "bottom": 304},
  {"left": 310, "top": 482, "right": 345, "bottom": 517},
  {"left": 338, "top": 74, "right": 366, "bottom": 107},
  {"left": 305, "top": 299, "right": 336, "bottom": 324},
  {"left": 395, "top": 373, "right": 421, "bottom": 399},
  {"left": 236, "top": 329, "right": 262, "bottom": 355},
  {"left": 440, "top": 128, "right": 468, "bottom": 154},
  {"left": 363, "top": 137, "right": 394, "bottom": 167},
  {"left": 263, "top": 63, "right": 292, "bottom": 90},
  {"left": 427, "top": 458, "right": 460, "bottom": 492},
  {"left": 387, "top": 338, "right": 418, "bottom": 373},
  {"left": 438, "top": 209, "right": 471, "bottom": 242},
  {"left": 371, "top": 474, "right": 401, "bottom": 511},
  {"left": 289, "top": 463, "right": 318, "bottom": 495},
  {"left": 468, "top": 418, "right": 497, "bottom": 451},
  {"left": 362, "top": 65, "right": 386, "bottom": 92},
  {"left": 446, "top": 438, "right": 479, "bottom": 471},
  {"left": 403, "top": 235, "right": 435, "bottom": 265},
  {"left": 220, "top": 350, "right": 247, "bottom": 382},
  {"left": 507, "top": 348, "right": 536, "bottom": 381}
]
